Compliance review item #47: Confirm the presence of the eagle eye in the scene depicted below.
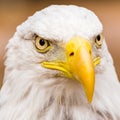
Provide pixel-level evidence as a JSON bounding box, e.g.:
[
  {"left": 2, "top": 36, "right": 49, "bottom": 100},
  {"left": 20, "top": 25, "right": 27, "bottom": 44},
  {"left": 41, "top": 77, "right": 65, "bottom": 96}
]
[
  {"left": 34, "top": 35, "right": 51, "bottom": 53},
  {"left": 95, "top": 34, "right": 104, "bottom": 48}
]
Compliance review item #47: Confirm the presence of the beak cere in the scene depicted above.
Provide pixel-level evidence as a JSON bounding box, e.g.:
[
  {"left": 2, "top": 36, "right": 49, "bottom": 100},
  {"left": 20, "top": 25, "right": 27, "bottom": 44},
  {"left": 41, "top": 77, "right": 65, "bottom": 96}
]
[
  {"left": 66, "top": 36, "right": 95, "bottom": 102},
  {"left": 41, "top": 36, "right": 98, "bottom": 103}
]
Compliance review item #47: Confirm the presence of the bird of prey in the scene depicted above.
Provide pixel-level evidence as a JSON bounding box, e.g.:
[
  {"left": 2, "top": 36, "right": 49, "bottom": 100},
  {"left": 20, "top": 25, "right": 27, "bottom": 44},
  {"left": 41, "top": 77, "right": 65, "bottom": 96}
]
[{"left": 0, "top": 5, "right": 120, "bottom": 120}]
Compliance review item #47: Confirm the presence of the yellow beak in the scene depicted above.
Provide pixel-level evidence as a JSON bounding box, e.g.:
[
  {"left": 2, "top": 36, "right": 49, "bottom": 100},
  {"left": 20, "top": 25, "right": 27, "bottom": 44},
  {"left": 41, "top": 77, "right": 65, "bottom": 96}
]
[{"left": 41, "top": 36, "right": 100, "bottom": 103}]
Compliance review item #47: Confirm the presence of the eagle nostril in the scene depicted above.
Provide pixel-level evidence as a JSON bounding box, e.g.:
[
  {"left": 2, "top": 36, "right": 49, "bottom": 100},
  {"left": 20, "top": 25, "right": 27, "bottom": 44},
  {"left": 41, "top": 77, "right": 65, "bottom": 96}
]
[
  {"left": 89, "top": 50, "right": 92, "bottom": 55},
  {"left": 69, "top": 52, "right": 74, "bottom": 56}
]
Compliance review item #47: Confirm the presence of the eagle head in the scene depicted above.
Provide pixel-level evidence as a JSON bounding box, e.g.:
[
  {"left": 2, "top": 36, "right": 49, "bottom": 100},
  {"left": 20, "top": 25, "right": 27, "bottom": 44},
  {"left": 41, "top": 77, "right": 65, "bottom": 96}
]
[{"left": 1, "top": 5, "right": 120, "bottom": 120}]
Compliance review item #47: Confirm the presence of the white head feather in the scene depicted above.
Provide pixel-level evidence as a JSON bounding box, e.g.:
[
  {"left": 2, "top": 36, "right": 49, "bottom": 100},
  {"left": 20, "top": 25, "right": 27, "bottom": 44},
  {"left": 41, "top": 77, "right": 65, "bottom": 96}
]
[{"left": 0, "top": 5, "right": 120, "bottom": 120}]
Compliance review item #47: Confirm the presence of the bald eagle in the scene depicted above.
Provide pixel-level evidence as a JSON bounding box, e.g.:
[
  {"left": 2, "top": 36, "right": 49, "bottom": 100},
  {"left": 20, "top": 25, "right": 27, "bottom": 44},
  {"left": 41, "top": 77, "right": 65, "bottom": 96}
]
[{"left": 0, "top": 5, "right": 120, "bottom": 120}]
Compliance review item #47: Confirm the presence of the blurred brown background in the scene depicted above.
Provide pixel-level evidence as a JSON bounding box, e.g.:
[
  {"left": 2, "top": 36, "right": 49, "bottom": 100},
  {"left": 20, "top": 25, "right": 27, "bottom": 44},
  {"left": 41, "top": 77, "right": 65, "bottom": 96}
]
[{"left": 0, "top": 0, "right": 120, "bottom": 87}]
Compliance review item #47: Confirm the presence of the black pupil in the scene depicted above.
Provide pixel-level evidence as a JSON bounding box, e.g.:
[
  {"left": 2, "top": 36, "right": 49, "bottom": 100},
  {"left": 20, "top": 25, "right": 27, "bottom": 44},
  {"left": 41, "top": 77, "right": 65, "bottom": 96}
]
[
  {"left": 39, "top": 39, "right": 45, "bottom": 46},
  {"left": 97, "top": 35, "right": 101, "bottom": 41}
]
